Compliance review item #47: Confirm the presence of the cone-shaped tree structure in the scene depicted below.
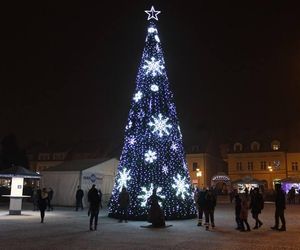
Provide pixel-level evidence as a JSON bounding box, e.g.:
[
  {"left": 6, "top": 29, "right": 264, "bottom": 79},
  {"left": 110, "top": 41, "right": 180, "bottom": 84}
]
[{"left": 108, "top": 7, "right": 196, "bottom": 220}]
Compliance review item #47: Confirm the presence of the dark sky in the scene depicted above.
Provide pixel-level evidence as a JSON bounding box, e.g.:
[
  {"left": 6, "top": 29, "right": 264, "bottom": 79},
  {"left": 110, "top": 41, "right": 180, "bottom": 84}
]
[{"left": 1, "top": 1, "right": 300, "bottom": 147}]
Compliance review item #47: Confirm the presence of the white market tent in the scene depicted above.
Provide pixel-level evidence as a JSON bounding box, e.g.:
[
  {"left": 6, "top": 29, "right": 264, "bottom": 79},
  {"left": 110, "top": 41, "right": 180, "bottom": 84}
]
[{"left": 40, "top": 158, "right": 119, "bottom": 207}]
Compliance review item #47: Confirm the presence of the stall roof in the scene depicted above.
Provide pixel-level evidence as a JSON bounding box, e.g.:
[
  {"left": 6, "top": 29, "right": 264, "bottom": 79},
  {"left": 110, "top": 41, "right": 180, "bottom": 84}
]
[
  {"left": 0, "top": 166, "right": 41, "bottom": 179},
  {"left": 44, "top": 158, "right": 111, "bottom": 172}
]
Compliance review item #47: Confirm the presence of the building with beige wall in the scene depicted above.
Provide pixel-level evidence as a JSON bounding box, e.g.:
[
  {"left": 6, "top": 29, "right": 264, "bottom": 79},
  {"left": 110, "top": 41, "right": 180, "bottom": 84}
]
[
  {"left": 226, "top": 139, "right": 300, "bottom": 189},
  {"left": 186, "top": 152, "right": 226, "bottom": 189}
]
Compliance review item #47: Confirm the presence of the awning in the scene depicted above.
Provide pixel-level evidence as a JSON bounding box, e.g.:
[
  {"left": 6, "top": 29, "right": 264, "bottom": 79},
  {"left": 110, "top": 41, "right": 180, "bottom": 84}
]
[{"left": 0, "top": 166, "right": 41, "bottom": 179}]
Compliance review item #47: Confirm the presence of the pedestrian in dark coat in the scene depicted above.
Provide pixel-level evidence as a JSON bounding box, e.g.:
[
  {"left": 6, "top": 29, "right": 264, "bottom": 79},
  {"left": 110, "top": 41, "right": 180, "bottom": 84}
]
[
  {"left": 47, "top": 187, "right": 54, "bottom": 211},
  {"left": 234, "top": 194, "right": 242, "bottom": 230},
  {"left": 118, "top": 187, "right": 130, "bottom": 222},
  {"left": 240, "top": 197, "right": 251, "bottom": 232},
  {"left": 147, "top": 188, "right": 165, "bottom": 227},
  {"left": 250, "top": 187, "right": 264, "bottom": 229},
  {"left": 196, "top": 188, "right": 206, "bottom": 226},
  {"left": 203, "top": 189, "right": 216, "bottom": 230},
  {"left": 271, "top": 183, "right": 286, "bottom": 231},
  {"left": 75, "top": 186, "right": 84, "bottom": 211},
  {"left": 38, "top": 188, "right": 48, "bottom": 223},
  {"left": 88, "top": 185, "right": 102, "bottom": 231}
]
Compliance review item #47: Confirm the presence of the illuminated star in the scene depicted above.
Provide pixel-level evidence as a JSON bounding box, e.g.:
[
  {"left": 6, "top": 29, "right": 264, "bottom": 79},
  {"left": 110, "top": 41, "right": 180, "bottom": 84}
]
[
  {"left": 128, "top": 136, "right": 136, "bottom": 146},
  {"left": 162, "top": 165, "right": 168, "bottom": 175},
  {"left": 171, "top": 143, "right": 178, "bottom": 151},
  {"left": 145, "top": 6, "right": 161, "bottom": 21}
]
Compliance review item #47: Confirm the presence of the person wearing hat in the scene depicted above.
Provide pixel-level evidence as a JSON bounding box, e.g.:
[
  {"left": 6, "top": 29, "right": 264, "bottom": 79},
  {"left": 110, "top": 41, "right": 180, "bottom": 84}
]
[{"left": 271, "top": 183, "right": 286, "bottom": 231}]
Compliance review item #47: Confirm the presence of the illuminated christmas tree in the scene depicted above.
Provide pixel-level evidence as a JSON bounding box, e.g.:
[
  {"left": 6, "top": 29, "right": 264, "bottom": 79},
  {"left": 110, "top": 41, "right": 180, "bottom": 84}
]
[{"left": 108, "top": 6, "right": 196, "bottom": 220}]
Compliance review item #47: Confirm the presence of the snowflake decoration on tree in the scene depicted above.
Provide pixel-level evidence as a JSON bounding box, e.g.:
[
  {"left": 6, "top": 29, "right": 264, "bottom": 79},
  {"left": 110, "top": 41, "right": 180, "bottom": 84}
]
[
  {"left": 145, "top": 150, "right": 157, "bottom": 163},
  {"left": 143, "top": 57, "right": 164, "bottom": 77},
  {"left": 171, "top": 142, "right": 178, "bottom": 151},
  {"left": 148, "top": 113, "right": 172, "bottom": 137},
  {"left": 127, "top": 136, "right": 136, "bottom": 146},
  {"left": 172, "top": 174, "right": 190, "bottom": 199},
  {"left": 162, "top": 165, "right": 168, "bottom": 175},
  {"left": 133, "top": 91, "right": 143, "bottom": 102},
  {"left": 137, "top": 183, "right": 165, "bottom": 207},
  {"left": 116, "top": 168, "right": 131, "bottom": 192}
]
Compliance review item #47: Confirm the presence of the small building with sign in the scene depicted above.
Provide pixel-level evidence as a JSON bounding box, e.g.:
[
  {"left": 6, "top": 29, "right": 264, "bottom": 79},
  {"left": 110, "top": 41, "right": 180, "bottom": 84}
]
[{"left": 40, "top": 158, "right": 118, "bottom": 207}]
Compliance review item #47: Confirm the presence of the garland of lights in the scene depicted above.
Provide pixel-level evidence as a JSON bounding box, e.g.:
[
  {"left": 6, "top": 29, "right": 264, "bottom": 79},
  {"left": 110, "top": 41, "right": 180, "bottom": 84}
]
[{"left": 108, "top": 6, "right": 196, "bottom": 220}]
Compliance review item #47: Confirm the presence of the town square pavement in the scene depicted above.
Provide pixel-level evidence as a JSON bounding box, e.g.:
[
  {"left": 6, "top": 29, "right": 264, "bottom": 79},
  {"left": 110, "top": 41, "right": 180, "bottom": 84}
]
[{"left": 0, "top": 200, "right": 300, "bottom": 250}]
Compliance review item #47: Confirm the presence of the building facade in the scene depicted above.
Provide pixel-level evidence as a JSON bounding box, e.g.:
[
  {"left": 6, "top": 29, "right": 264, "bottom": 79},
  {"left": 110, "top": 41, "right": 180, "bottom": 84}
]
[
  {"left": 186, "top": 152, "right": 227, "bottom": 190},
  {"left": 227, "top": 139, "right": 300, "bottom": 189}
]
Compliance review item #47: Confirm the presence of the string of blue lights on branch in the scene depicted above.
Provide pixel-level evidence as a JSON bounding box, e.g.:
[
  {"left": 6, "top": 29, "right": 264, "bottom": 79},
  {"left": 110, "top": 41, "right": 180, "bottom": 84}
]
[{"left": 108, "top": 6, "right": 197, "bottom": 220}]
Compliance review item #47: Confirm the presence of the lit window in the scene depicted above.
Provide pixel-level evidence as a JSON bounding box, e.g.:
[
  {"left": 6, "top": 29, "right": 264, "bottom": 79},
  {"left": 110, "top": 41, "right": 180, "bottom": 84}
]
[{"left": 271, "top": 140, "right": 280, "bottom": 151}]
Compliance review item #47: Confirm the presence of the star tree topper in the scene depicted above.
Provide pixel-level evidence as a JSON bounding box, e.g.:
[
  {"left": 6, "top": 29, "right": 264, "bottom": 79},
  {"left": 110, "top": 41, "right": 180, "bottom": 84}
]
[{"left": 145, "top": 6, "right": 161, "bottom": 21}]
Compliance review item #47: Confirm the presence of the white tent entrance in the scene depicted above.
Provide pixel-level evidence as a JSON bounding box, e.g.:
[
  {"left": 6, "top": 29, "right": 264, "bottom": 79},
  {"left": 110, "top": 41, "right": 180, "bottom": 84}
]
[{"left": 40, "top": 158, "right": 118, "bottom": 207}]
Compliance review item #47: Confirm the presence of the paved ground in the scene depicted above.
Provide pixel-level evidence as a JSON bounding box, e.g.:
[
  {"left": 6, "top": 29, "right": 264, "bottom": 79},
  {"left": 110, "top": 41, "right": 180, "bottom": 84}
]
[{"left": 0, "top": 201, "right": 300, "bottom": 250}]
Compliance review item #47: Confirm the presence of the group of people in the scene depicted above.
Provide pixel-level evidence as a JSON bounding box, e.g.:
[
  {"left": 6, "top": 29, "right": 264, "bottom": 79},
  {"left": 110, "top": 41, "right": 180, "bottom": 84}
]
[
  {"left": 32, "top": 183, "right": 287, "bottom": 232},
  {"left": 194, "top": 187, "right": 217, "bottom": 230},
  {"left": 233, "top": 183, "right": 286, "bottom": 232}
]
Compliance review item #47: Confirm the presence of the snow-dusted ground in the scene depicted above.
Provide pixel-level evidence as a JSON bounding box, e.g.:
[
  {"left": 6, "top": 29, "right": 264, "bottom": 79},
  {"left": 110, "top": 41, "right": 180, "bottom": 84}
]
[{"left": 0, "top": 201, "right": 299, "bottom": 250}]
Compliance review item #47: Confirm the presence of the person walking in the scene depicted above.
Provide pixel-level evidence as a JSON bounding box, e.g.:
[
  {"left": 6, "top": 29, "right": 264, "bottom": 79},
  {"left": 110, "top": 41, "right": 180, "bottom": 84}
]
[
  {"left": 38, "top": 188, "right": 48, "bottom": 223},
  {"left": 47, "top": 187, "right": 54, "bottom": 211},
  {"left": 249, "top": 187, "right": 264, "bottom": 229},
  {"left": 196, "top": 187, "right": 206, "bottom": 226},
  {"left": 203, "top": 188, "right": 216, "bottom": 230},
  {"left": 118, "top": 187, "right": 130, "bottom": 222},
  {"left": 75, "top": 186, "right": 84, "bottom": 211},
  {"left": 234, "top": 193, "right": 242, "bottom": 230},
  {"left": 240, "top": 197, "right": 251, "bottom": 232},
  {"left": 271, "top": 183, "right": 286, "bottom": 231},
  {"left": 88, "top": 185, "right": 102, "bottom": 231}
]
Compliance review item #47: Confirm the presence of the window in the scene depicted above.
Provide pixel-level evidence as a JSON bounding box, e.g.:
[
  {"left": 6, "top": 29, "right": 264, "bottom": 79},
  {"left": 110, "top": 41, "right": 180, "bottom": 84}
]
[
  {"left": 271, "top": 140, "right": 280, "bottom": 151},
  {"left": 53, "top": 153, "right": 65, "bottom": 161},
  {"left": 192, "top": 162, "right": 198, "bottom": 171},
  {"left": 38, "top": 153, "right": 50, "bottom": 161},
  {"left": 234, "top": 143, "right": 243, "bottom": 152},
  {"left": 248, "top": 162, "right": 254, "bottom": 171},
  {"left": 251, "top": 141, "right": 260, "bottom": 152},
  {"left": 260, "top": 161, "right": 267, "bottom": 170},
  {"left": 236, "top": 162, "right": 242, "bottom": 171},
  {"left": 292, "top": 162, "right": 298, "bottom": 171}
]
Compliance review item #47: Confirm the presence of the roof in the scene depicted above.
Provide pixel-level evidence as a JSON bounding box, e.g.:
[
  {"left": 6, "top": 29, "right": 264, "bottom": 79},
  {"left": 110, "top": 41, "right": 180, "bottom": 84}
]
[
  {"left": 0, "top": 166, "right": 41, "bottom": 179},
  {"left": 44, "top": 158, "right": 112, "bottom": 171}
]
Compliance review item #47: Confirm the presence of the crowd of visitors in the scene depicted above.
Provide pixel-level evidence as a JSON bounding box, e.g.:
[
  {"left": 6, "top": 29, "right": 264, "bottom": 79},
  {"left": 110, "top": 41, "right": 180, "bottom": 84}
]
[{"left": 28, "top": 182, "right": 288, "bottom": 232}]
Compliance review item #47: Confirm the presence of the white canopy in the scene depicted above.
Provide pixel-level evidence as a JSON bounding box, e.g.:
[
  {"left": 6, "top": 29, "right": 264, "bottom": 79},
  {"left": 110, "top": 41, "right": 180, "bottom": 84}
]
[{"left": 40, "top": 158, "right": 118, "bottom": 207}]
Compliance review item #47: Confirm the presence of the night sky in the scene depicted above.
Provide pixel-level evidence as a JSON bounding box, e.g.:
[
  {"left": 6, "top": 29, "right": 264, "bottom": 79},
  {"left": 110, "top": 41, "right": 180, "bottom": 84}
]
[{"left": 1, "top": 1, "right": 300, "bottom": 147}]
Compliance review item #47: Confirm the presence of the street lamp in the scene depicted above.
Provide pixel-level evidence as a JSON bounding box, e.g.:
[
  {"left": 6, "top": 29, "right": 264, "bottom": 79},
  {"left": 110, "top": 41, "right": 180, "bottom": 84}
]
[{"left": 268, "top": 165, "right": 273, "bottom": 189}]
